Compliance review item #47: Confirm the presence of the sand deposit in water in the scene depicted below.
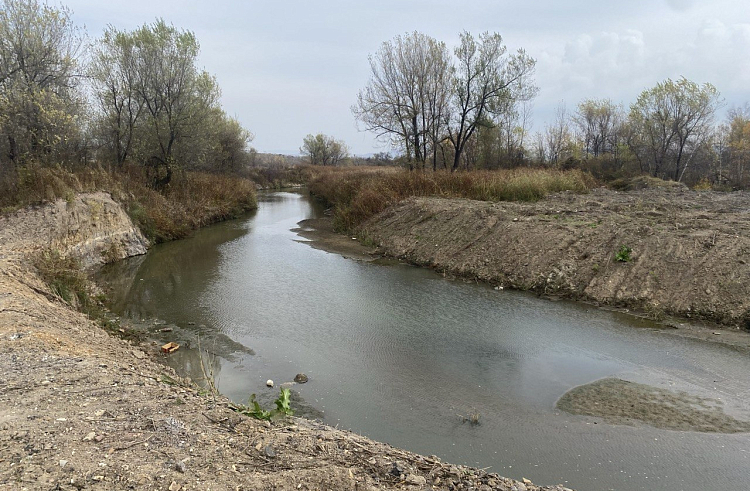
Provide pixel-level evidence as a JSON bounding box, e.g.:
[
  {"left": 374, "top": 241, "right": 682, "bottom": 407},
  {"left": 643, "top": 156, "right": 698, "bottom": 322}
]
[{"left": 557, "top": 378, "right": 750, "bottom": 433}]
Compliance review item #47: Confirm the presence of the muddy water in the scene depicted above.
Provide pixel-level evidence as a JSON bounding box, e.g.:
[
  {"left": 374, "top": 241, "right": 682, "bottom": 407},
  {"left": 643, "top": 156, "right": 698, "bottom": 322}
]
[{"left": 98, "top": 191, "right": 750, "bottom": 491}]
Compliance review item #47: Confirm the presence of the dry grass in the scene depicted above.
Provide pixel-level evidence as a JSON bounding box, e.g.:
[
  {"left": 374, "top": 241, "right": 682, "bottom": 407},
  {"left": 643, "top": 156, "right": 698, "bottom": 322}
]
[
  {"left": 308, "top": 167, "right": 597, "bottom": 231},
  {"left": 0, "top": 164, "right": 258, "bottom": 242}
]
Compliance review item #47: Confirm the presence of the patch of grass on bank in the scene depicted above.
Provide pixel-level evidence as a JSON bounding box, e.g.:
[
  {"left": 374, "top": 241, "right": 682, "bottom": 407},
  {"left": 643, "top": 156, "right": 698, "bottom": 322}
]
[
  {"left": 34, "top": 248, "right": 141, "bottom": 340},
  {"left": 308, "top": 167, "right": 597, "bottom": 231},
  {"left": 0, "top": 164, "right": 258, "bottom": 243}
]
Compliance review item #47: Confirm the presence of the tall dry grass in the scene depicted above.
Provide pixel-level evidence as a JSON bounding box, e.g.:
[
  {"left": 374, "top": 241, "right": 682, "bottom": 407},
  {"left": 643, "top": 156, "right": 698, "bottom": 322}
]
[
  {"left": 0, "top": 164, "right": 258, "bottom": 243},
  {"left": 308, "top": 167, "right": 597, "bottom": 231}
]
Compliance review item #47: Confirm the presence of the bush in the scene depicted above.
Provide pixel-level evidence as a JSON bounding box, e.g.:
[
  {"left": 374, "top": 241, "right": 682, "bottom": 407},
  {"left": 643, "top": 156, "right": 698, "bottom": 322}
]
[{"left": 615, "top": 245, "right": 633, "bottom": 262}]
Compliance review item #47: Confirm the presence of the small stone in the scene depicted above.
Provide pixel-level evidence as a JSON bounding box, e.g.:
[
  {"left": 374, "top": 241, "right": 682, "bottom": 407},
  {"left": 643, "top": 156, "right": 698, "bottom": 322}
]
[
  {"left": 266, "top": 379, "right": 274, "bottom": 387},
  {"left": 405, "top": 474, "right": 426, "bottom": 486},
  {"left": 293, "top": 373, "right": 308, "bottom": 384},
  {"left": 59, "top": 460, "right": 68, "bottom": 468},
  {"left": 83, "top": 432, "right": 96, "bottom": 442},
  {"left": 263, "top": 445, "right": 276, "bottom": 458},
  {"left": 522, "top": 478, "right": 532, "bottom": 484},
  {"left": 94, "top": 435, "right": 104, "bottom": 443},
  {"left": 168, "top": 482, "right": 182, "bottom": 491},
  {"left": 175, "top": 460, "right": 186, "bottom": 473}
]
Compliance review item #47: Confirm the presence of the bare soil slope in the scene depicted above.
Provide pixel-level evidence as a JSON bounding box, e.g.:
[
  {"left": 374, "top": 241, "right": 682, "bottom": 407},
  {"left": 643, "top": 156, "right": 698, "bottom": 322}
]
[
  {"left": 362, "top": 187, "right": 750, "bottom": 328},
  {"left": 0, "top": 194, "right": 565, "bottom": 490}
]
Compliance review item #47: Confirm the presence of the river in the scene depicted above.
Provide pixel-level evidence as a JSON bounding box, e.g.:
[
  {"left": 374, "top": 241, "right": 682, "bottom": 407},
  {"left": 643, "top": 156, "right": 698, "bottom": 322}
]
[{"left": 97, "top": 190, "right": 750, "bottom": 491}]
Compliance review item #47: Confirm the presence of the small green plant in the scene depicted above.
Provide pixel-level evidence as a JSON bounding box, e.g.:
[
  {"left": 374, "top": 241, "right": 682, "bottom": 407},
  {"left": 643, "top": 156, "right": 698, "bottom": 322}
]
[
  {"left": 592, "top": 263, "right": 600, "bottom": 273},
  {"left": 236, "top": 388, "right": 294, "bottom": 421},
  {"left": 615, "top": 245, "right": 632, "bottom": 262}
]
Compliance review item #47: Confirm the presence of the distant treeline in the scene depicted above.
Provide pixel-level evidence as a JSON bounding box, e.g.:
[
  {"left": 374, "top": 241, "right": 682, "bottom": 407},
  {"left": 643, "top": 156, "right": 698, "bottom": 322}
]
[{"left": 352, "top": 31, "right": 748, "bottom": 189}]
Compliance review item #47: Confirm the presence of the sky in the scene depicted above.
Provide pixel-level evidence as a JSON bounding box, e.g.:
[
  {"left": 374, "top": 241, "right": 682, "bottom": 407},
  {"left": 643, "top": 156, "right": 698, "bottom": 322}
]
[{"left": 64, "top": 0, "right": 750, "bottom": 156}]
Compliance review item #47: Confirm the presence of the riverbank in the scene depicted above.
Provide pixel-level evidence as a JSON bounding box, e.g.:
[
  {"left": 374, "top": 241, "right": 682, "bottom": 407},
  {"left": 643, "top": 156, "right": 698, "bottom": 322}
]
[
  {"left": 0, "top": 193, "right": 567, "bottom": 490},
  {"left": 357, "top": 187, "right": 750, "bottom": 332}
]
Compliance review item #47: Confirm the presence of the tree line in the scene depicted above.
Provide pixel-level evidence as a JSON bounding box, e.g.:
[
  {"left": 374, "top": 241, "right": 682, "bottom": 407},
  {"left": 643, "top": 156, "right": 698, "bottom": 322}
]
[
  {"left": 0, "top": 0, "right": 254, "bottom": 191},
  {"left": 353, "top": 31, "right": 749, "bottom": 188}
]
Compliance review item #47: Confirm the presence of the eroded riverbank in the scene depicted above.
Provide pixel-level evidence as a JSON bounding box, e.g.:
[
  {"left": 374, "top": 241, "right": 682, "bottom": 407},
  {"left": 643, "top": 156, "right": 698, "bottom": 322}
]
[{"left": 359, "top": 187, "right": 750, "bottom": 331}]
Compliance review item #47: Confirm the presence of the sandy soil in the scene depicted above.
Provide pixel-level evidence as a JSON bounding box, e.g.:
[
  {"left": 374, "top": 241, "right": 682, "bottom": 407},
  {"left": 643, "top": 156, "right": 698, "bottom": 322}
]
[
  {"left": 293, "top": 217, "right": 379, "bottom": 262},
  {"left": 556, "top": 378, "right": 750, "bottom": 433},
  {"left": 0, "top": 194, "right": 567, "bottom": 490}
]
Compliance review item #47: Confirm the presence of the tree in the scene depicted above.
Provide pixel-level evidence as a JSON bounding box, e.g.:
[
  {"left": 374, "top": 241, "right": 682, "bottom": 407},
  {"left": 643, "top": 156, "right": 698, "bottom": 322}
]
[
  {"left": 90, "top": 20, "right": 234, "bottom": 187},
  {"left": 353, "top": 32, "right": 451, "bottom": 170},
  {"left": 628, "top": 77, "right": 722, "bottom": 181},
  {"left": 89, "top": 25, "right": 143, "bottom": 165},
  {"left": 573, "top": 98, "right": 623, "bottom": 158},
  {"left": 0, "top": 0, "right": 84, "bottom": 166},
  {"left": 543, "top": 103, "right": 577, "bottom": 167},
  {"left": 719, "top": 105, "right": 750, "bottom": 187},
  {"left": 445, "top": 31, "right": 537, "bottom": 171},
  {"left": 300, "top": 134, "right": 348, "bottom": 166}
]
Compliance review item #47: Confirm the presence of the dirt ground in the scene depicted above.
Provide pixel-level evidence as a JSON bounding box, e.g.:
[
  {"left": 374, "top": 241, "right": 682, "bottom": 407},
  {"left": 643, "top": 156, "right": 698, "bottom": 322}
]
[
  {"left": 0, "top": 194, "right": 568, "bottom": 490},
  {"left": 360, "top": 186, "right": 750, "bottom": 335}
]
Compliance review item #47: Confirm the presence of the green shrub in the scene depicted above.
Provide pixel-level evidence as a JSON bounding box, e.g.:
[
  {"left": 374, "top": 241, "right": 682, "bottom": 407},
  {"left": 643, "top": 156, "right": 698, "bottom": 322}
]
[{"left": 615, "top": 245, "right": 633, "bottom": 262}]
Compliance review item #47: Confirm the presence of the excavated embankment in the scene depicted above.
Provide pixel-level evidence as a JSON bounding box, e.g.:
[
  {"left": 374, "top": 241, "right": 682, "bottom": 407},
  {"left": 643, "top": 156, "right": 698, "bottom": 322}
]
[
  {"left": 0, "top": 193, "right": 565, "bottom": 490},
  {"left": 361, "top": 187, "right": 750, "bottom": 330}
]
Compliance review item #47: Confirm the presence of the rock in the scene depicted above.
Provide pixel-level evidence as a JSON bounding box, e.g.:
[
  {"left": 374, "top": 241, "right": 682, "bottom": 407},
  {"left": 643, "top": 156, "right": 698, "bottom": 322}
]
[
  {"left": 405, "top": 474, "right": 427, "bottom": 486},
  {"left": 266, "top": 379, "right": 274, "bottom": 388},
  {"left": 390, "top": 461, "right": 405, "bottom": 476},
  {"left": 263, "top": 445, "right": 276, "bottom": 458},
  {"left": 175, "top": 460, "right": 187, "bottom": 473},
  {"left": 294, "top": 373, "right": 309, "bottom": 384},
  {"left": 168, "top": 482, "right": 182, "bottom": 491},
  {"left": 82, "top": 432, "right": 96, "bottom": 442},
  {"left": 59, "top": 460, "right": 68, "bottom": 468},
  {"left": 522, "top": 478, "right": 532, "bottom": 484}
]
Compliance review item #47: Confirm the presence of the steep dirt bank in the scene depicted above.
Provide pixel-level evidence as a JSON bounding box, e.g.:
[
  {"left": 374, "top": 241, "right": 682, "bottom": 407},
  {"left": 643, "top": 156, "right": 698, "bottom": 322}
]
[
  {"left": 0, "top": 194, "right": 566, "bottom": 490},
  {"left": 360, "top": 187, "right": 750, "bottom": 331}
]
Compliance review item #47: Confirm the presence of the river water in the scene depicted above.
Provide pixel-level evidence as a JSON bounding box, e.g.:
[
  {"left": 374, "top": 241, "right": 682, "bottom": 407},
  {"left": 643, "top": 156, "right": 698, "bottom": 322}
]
[{"left": 97, "top": 191, "right": 750, "bottom": 491}]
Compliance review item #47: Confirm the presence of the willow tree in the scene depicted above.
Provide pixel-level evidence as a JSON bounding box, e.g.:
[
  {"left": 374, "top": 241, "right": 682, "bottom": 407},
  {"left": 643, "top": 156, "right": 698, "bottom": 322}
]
[
  {"left": 628, "top": 77, "right": 722, "bottom": 181},
  {"left": 0, "top": 0, "right": 84, "bottom": 166},
  {"left": 90, "top": 20, "right": 230, "bottom": 187},
  {"left": 300, "top": 133, "right": 348, "bottom": 166}
]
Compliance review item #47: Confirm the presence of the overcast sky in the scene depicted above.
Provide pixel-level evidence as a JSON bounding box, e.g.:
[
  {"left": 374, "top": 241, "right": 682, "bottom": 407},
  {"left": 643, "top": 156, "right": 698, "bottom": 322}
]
[{"left": 65, "top": 0, "right": 750, "bottom": 156}]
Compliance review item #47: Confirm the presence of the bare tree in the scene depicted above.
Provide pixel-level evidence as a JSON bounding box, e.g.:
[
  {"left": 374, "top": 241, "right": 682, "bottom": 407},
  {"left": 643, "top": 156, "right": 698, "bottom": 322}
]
[
  {"left": 353, "top": 32, "right": 451, "bottom": 170},
  {"left": 445, "top": 31, "right": 537, "bottom": 171},
  {"left": 543, "top": 103, "right": 575, "bottom": 167}
]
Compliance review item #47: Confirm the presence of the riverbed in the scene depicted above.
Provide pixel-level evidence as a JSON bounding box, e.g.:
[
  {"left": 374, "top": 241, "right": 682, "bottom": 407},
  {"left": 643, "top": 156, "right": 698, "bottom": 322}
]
[{"left": 97, "top": 191, "right": 750, "bottom": 491}]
